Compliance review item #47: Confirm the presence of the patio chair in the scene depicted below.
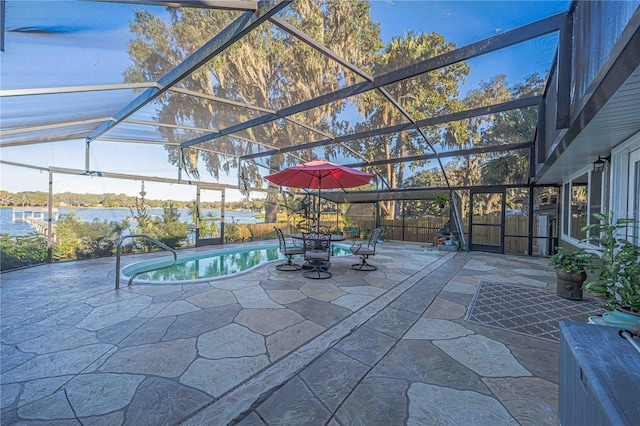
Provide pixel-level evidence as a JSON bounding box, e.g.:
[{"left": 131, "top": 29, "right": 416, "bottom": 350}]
[
  {"left": 302, "top": 232, "right": 332, "bottom": 279},
  {"left": 318, "top": 225, "right": 332, "bottom": 234},
  {"left": 350, "top": 227, "right": 383, "bottom": 271},
  {"left": 275, "top": 227, "right": 304, "bottom": 271}
]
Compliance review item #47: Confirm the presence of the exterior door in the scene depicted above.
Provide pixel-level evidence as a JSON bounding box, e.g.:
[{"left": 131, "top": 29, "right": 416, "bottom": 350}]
[
  {"left": 196, "top": 187, "right": 224, "bottom": 246},
  {"left": 469, "top": 190, "right": 505, "bottom": 253}
]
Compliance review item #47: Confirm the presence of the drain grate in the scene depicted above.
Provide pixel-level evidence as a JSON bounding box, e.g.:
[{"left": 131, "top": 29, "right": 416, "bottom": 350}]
[{"left": 465, "top": 281, "right": 606, "bottom": 342}]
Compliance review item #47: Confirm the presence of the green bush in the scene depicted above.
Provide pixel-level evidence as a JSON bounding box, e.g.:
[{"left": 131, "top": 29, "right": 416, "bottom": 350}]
[
  {"left": 129, "top": 186, "right": 189, "bottom": 250},
  {"left": 0, "top": 233, "right": 49, "bottom": 271},
  {"left": 224, "top": 219, "right": 253, "bottom": 243},
  {"left": 130, "top": 203, "right": 189, "bottom": 250},
  {"left": 55, "top": 211, "right": 128, "bottom": 260},
  {"left": 581, "top": 212, "right": 640, "bottom": 312}
]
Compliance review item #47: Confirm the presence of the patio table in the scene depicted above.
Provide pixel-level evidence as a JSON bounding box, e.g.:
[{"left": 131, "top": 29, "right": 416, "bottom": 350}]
[
  {"left": 290, "top": 233, "right": 346, "bottom": 242},
  {"left": 290, "top": 233, "right": 346, "bottom": 271}
]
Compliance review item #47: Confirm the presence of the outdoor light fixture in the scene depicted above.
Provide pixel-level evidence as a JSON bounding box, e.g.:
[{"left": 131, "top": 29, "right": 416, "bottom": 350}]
[{"left": 593, "top": 155, "right": 609, "bottom": 173}]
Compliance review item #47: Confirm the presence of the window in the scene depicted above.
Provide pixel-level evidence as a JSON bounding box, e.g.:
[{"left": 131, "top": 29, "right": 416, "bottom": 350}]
[
  {"left": 570, "top": 173, "right": 588, "bottom": 240},
  {"left": 588, "top": 168, "right": 604, "bottom": 241},
  {"left": 563, "top": 182, "right": 569, "bottom": 236},
  {"left": 610, "top": 132, "right": 640, "bottom": 246},
  {"left": 562, "top": 169, "right": 603, "bottom": 242}
]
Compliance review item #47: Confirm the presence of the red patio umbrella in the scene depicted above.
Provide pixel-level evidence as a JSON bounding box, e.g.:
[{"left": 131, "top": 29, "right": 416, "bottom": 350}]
[{"left": 265, "top": 160, "right": 374, "bottom": 232}]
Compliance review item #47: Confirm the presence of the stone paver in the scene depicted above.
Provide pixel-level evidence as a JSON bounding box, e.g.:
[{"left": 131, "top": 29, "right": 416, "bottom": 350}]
[
  {"left": 234, "top": 286, "right": 283, "bottom": 309},
  {"left": 17, "top": 328, "right": 99, "bottom": 354},
  {"left": 484, "top": 377, "right": 558, "bottom": 426},
  {"left": 264, "top": 289, "right": 306, "bottom": 304},
  {"left": 334, "top": 326, "right": 397, "bottom": 366},
  {"left": 124, "top": 376, "right": 211, "bottom": 425},
  {"left": 424, "top": 296, "right": 467, "bottom": 319},
  {"left": 300, "top": 282, "right": 346, "bottom": 301},
  {"left": 265, "top": 320, "right": 325, "bottom": 362},
  {"left": 434, "top": 334, "right": 532, "bottom": 377},
  {"left": 181, "top": 355, "right": 271, "bottom": 397},
  {"left": 100, "top": 338, "right": 197, "bottom": 377},
  {"left": 404, "top": 317, "right": 474, "bottom": 340},
  {"left": 335, "top": 377, "right": 409, "bottom": 425},
  {"left": 331, "top": 293, "right": 375, "bottom": 310},
  {"left": 299, "top": 349, "right": 369, "bottom": 412},
  {"left": 442, "top": 279, "right": 478, "bottom": 294},
  {"left": 364, "top": 306, "right": 420, "bottom": 338},
  {"left": 407, "top": 383, "right": 518, "bottom": 425},
  {"left": 235, "top": 308, "right": 305, "bottom": 335},
  {"left": 186, "top": 288, "right": 237, "bottom": 308},
  {"left": 256, "top": 376, "right": 332, "bottom": 425},
  {"left": 284, "top": 298, "right": 352, "bottom": 327},
  {"left": 3, "top": 343, "right": 115, "bottom": 383},
  {"left": 372, "top": 339, "right": 491, "bottom": 394},
  {"left": 198, "top": 324, "right": 265, "bottom": 358},
  {"left": 65, "top": 373, "right": 145, "bottom": 418},
  {"left": 1, "top": 242, "right": 563, "bottom": 425}
]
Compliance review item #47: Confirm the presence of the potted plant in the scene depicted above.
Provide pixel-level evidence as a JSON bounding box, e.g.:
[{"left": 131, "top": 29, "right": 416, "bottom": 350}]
[
  {"left": 342, "top": 216, "right": 355, "bottom": 239},
  {"left": 340, "top": 201, "right": 358, "bottom": 239},
  {"left": 549, "top": 247, "right": 594, "bottom": 300},
  {"left": 580, "top": 212, "right": 640, "bottom": 330},
  {"left": 434, "top": 192, "right": 451, "bottom": 209}
]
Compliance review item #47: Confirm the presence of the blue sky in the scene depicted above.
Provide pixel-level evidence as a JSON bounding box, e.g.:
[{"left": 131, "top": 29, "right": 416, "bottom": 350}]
[{"left": 1, "top": 0, "right": 568, "bottom": 202}]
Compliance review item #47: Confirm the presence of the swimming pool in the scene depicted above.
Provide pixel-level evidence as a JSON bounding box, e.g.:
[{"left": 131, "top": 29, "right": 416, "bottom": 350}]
[{"left": 121, "top": 243, "right": 352, "bottom": 284}]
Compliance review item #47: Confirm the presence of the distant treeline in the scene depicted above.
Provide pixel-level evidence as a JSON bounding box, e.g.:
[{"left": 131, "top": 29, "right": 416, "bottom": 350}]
[{"left": 0, "top": 190, "right": 264, "bottom": 211}]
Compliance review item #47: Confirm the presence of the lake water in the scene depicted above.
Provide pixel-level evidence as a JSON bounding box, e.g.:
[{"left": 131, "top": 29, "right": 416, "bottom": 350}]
[{"left": 0, "top": 207, "right": 262, "bottom": 237}]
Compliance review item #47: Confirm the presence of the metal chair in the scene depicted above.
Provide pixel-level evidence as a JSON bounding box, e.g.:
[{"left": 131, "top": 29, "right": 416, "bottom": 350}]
[
  {"left": 302, "top": 232, "right": 332, "bottom": 279},
  {"left": 275, "top": 227, "right": 304, "bottom": 271},
  {"left": 350, "top": 227, "right": 383, "bottom": 271}
]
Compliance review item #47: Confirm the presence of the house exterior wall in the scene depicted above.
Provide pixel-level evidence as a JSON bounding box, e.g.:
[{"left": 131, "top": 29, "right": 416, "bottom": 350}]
[
  {"left": 541, "top": 2, "right": 640, "bottom": 251},
  {"left": 570, "top": 0, "right": 640, "bottom": 119},
  {"left": 610, "top": 131, "right": 640, "bottom": 228}
]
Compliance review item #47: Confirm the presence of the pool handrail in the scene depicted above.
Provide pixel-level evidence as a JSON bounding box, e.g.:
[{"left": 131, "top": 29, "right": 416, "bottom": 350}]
[{"left": 115, "top": 234, "right": 177, "bottom": 289}]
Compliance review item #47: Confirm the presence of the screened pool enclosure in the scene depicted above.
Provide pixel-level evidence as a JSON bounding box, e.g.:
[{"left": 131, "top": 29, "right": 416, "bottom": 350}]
[{"left": 1, "top": 0, "right": 585, "bottom": 258}]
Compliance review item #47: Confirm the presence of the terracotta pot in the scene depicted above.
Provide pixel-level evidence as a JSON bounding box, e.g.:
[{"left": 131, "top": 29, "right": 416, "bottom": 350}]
[{"left": 556, "top": 269, "right": 587, "bottom": 300}]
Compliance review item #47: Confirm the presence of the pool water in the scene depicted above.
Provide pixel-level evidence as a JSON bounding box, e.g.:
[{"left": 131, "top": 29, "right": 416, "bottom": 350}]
[{"left": 122, "top": 244, "right": 351, "bottom": 283}]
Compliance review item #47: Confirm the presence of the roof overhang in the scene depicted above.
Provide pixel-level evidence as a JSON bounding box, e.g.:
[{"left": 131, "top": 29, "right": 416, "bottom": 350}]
[{"left": 535, "top": 9, "right": 640, "bottom": 184}]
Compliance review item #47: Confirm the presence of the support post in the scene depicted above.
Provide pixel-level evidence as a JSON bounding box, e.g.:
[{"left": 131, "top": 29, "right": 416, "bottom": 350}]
[
  {"left": 85, "top": 139, "right": 91, "bottom": 172},
  {"left": 178, "top": 147, "right": 183, "bottom": 181},
  {"left": 196, "top": 186, "right": 201, "bottom": 243},
  {"left": 220, "top": 189, "right": 225, "bottom": 244},
  {"left": 47, "top": 169, "right": 54, "bottom": 263},
  {"left": 556, "top": 11, "right": 573, "bottom": 129},
  {"left": 528, "top": 187, "right": 534, "bottom": 256}
]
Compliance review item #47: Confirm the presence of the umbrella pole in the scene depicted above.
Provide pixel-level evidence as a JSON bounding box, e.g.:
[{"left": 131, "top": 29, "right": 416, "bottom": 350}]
[{"left": 317, "top": 178, "right": 321, "bottom": 234}]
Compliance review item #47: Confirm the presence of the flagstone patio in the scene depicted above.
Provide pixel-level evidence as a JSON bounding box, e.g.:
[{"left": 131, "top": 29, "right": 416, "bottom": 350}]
[{"left": 1, "top": 241, "right": 593, "bottom": 425}]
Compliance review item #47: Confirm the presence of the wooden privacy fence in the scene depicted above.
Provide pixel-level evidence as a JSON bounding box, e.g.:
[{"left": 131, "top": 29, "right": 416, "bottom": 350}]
[
  {"left": 378, "top": 215, "right": 537, "bottom": 254},
  {"left": 467, "top": 215, "right": 536, "bottom": 255},
  {"left": 226, "top": 215, "right": 543, "bottom": 255},
  {"left": 225, "top": 222, "right": 298, "bottom": 242},
  {"left": 380, "top": 217, "right": 449, "bottom": 244}
]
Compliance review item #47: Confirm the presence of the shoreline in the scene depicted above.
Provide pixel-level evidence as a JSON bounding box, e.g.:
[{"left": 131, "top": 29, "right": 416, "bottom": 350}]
[{"left": 1, "top": 206, "right": 260, "bottom": 213}]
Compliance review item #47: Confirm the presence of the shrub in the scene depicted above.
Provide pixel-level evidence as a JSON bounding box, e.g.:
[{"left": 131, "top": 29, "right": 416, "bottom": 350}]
[
  {"left": 129, "top": 186, "right": 189, "bottom": 250},
  {"left": 0, "top": 233, "right": 49, "bottom": 271},
  {"left": 224, "top": 219, "right": 253, "bottom": 243},
  {"left": 55, "top": 211, "right": 128, "bottom": 260},
  {"left": 581, "top": 212, "right": 640, "bottom": 312}
]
